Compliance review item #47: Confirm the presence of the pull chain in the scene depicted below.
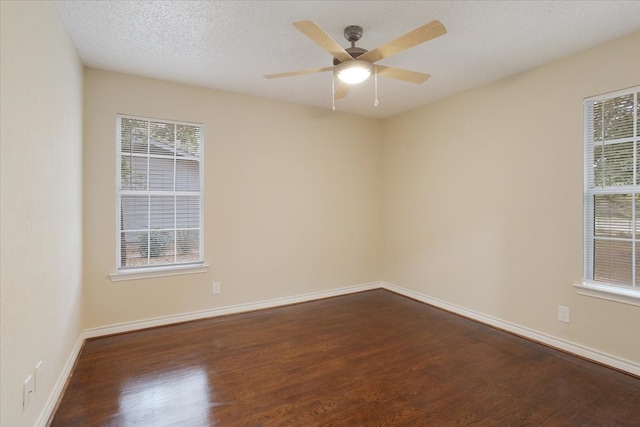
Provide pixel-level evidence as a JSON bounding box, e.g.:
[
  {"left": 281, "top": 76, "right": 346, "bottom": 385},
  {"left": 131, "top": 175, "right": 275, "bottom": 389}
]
[
  {"left": 374, "top": 66, "right": 379, "bottom": 107},
  {"left": 332, "top": 75, "right": 336, "bottom": 111}
]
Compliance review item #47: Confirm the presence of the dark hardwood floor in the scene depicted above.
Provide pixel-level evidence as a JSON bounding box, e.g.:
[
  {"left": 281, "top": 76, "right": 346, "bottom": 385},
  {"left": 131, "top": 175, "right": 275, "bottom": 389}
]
[{"left": 50, "top": 289, "right": 640, "bottom": 426}]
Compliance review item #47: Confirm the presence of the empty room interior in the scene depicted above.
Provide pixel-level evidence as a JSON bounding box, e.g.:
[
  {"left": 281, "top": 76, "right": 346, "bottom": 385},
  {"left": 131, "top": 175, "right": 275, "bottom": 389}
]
[{"left": 1, "top": 1, "right": 640, "bottom": 426}]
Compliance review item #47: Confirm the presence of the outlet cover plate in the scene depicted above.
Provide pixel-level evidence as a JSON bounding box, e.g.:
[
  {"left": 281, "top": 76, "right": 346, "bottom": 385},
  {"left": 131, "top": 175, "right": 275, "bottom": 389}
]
[
  {"left": 23, "top": 375, "right": 34, "bottom": 409},
  {"left": 35, "top": 361, "right": 43, "bottom": 393},
  {"left": 558, "top": 305, "right": 570, "bottom": 323}
]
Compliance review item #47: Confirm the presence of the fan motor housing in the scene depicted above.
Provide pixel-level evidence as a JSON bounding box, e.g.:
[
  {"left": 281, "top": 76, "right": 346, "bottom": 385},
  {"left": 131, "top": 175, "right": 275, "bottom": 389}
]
[{"left": 333, "top": 47, "right": 368, "bottom": 65}]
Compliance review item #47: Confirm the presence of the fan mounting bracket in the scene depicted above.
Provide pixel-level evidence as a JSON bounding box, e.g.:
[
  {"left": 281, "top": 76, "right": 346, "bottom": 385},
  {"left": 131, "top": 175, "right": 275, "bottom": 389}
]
[{"left": 344, "top": 25, "right": 363, "bottom": 43}]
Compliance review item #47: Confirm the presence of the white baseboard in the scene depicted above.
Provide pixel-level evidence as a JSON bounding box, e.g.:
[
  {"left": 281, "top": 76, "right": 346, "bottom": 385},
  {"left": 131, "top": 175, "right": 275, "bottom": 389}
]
[
  {"left": 38, "top": 281, "right": 380, "bottom": 426},
  {"left": 36, "top": 333, "right": 85, "bottom": 427},
  {"left": 38, "top": 279, "right": 639, "bottom": 426},
  {"left": 381, "top": 281, "right": 640, "bottom": 377},
  {"left": 83, "top": 281, "right": 382, "bottom": 339}
]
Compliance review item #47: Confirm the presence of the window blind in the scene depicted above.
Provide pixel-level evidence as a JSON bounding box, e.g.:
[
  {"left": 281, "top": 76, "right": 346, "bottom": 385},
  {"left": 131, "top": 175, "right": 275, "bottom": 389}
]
[
  {"left": 116, "top": 115, "right": 203, "bottom": 270},
  {"left": 584, "top": 87, "right": 639, "bottom": 287}
]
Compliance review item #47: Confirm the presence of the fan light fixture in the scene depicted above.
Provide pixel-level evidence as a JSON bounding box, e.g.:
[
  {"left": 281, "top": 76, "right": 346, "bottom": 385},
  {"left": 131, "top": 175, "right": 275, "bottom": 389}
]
[
  {"left": 335, "top": 60, "right": 373, "bottom": 85},
  {"left": 264, "top": 20, "right": 447, "bottom": 103}
]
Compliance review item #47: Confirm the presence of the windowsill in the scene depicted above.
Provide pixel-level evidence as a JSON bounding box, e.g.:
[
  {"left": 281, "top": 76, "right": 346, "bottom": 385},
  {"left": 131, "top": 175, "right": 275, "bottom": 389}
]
[
  {"left": 109, "top": 263, "right": 209, "bottom": 282},
  {"left": 574, "top": 282, "right": 640, "bottom": 307}
]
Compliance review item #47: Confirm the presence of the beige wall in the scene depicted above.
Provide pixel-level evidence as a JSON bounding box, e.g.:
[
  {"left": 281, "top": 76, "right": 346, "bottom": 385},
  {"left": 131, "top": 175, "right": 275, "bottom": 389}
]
[
  {"left": 0, "top": 1, "right": 84, "bottom": 426},
  {"left": 2, "top": 3, "right": 638, "bottom": 424},
  {"left": 382, "top": 31, "right": 640, "bottom": 363},
  {"left": 83, "top": 69, "right": 383, "bottom": 328}
]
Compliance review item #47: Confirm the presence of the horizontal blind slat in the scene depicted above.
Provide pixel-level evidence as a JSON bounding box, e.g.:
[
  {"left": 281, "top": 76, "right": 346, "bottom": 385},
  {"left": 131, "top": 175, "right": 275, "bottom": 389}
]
[
  {"left": 117, "top": 115, "right": 203, "bottom": 270},
  {"left": 584, "top": 86, "right": 640, "bottom": 287}
]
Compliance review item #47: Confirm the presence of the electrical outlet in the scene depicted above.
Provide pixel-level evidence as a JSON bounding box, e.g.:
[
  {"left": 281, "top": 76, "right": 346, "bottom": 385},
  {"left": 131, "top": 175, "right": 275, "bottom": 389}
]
[
  {"left": 558, "top": 305, "right": 570, "bottom": 323},
  {"left": 23, "top": 375, "right": 34, "bottom": 409},
  {"left": 212, "top": 282, "right": 221, "bottom": 295},
  {"left": 35, "top": 361, "right": 43, "bottom": 393}
]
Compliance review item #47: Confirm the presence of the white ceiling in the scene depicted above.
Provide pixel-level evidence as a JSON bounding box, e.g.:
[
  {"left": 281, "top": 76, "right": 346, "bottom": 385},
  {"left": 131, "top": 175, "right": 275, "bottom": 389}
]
[{"left": 55, "top": 1, "right": 640, "bottom": 119}]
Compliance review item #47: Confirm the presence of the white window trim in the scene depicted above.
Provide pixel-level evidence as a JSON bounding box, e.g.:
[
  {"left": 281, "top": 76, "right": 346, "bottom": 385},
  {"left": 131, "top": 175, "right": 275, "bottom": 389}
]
[
  {"left": 575, "top": 281, "right": 640, "bottom": 307},
  {"left": 582, "top": 86, "right": 639, "bottom": 305},
  {"left": 109, "top": 263, "right": 210, "bottom": 282},
  {"left": 115, "top": 114, "right": 205, "bottom": 276}
]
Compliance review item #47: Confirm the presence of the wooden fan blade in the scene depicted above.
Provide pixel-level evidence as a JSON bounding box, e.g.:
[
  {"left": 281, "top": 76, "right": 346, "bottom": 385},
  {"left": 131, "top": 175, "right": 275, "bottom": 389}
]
[
  {"left": 264, "top": 66, "right": 334, "bottom": 79},
  {"left": 334, "top": 82, "right": 350, "bottom": 99},
  {"left": 358, "top": 20, "right": 447, "bottom": 64},
  {"left": 293, "top": 20, "right": 354, "bottom": 64},
  {"left": 375, "top": 65, "right": 431, "bottom": 84}
]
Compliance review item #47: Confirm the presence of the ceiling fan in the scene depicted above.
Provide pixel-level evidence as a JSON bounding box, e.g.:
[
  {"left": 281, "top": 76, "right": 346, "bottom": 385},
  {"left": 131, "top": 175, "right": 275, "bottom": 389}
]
[{"left": 264, "top": 20, "right": 447, "bottom": 100}]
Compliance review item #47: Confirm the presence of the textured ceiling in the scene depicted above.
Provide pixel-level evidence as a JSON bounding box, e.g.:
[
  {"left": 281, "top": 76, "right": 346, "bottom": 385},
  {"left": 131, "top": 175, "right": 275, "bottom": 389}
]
[{"left": 56, "top": 1, "right": 640, "bottom": 119}]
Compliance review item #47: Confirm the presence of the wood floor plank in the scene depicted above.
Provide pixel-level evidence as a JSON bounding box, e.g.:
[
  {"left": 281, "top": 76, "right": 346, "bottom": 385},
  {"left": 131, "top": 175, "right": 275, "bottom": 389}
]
[{"left": 50, "top": 290, "right": 640, "bottom": 426}]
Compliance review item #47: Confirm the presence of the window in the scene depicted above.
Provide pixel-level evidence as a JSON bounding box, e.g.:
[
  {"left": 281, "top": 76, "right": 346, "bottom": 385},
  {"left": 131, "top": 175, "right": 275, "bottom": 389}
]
[
  {"left": 116, "top": 115, "right": 203, "bottom": 273},
  {"left": 582, "top": 86, "right": 640, "bottom": 304}
]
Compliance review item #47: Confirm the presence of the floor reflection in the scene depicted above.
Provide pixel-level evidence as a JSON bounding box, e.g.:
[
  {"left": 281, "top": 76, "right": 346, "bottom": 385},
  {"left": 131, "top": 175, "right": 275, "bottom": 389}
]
[{"left": 118, "top": 366, "right": 212, "bottom": 425}]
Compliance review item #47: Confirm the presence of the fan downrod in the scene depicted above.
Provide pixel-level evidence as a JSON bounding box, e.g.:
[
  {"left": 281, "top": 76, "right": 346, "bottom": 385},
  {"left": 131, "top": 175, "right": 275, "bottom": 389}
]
[{"left": 333, "top": 25, "right": 367, "bottom": 65}]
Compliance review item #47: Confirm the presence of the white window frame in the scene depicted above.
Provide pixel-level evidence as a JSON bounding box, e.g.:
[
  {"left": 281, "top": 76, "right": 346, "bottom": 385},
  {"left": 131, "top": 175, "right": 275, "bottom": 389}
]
[
  {"left": 578, "top": 86, "right": 640, "bottom": 306},
  {"left": 110, "top": 114, "right": 207, "bottom": 281}
]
